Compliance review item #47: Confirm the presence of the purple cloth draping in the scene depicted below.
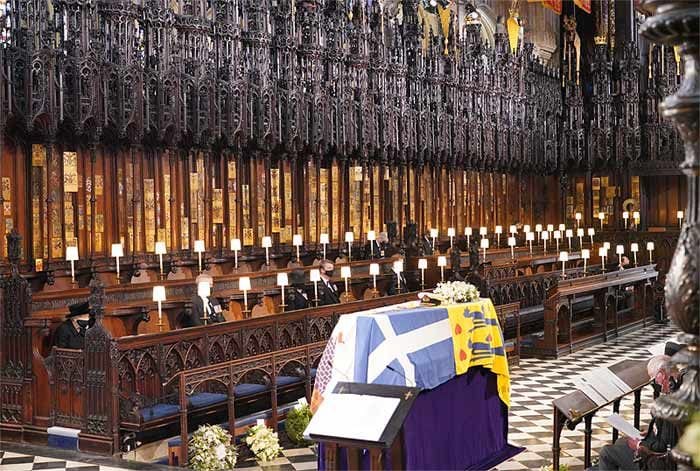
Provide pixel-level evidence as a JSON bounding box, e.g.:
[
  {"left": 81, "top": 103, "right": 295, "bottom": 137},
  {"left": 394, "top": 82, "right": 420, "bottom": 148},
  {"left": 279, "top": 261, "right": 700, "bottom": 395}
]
[{"left": 317, "top": 367, "right": 523, "bottom": 470}]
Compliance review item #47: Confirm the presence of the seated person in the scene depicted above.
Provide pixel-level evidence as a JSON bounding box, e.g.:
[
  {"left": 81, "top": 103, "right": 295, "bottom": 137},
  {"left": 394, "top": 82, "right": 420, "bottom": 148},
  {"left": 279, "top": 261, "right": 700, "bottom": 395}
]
[
  {"left": 54, "top": 301, "right": 91, "bottom": 349},
  {"left": 594, "top": 354, "right": 681, "bottom": 470},
  {"left": 386, "top": 259, "right": 408, "bottom": 295},
  {"left": 183, "top": 274, "right": 225, "bottom": 327},
  {"left": 286, "top": 269, "right": 310, "bottom": 311},
  {"left": 317, "top": 259, "right": 340, "bottom": 306},
  {"left": 420, "top": 232, "right": 434, "bottom": 255},
  {"left": 450, "top": 248, "right": 464, "bottom": 281}
]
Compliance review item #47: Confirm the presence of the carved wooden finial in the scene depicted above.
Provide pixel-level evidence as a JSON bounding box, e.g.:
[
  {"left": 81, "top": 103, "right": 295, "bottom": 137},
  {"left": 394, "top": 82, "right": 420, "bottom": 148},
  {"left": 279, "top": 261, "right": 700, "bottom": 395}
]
[
  {"left": 6, "top": 229, "right": 22, "bottom": 269},
  {"left": 89, "top": 277, "right": 105, "bottom": 320}
]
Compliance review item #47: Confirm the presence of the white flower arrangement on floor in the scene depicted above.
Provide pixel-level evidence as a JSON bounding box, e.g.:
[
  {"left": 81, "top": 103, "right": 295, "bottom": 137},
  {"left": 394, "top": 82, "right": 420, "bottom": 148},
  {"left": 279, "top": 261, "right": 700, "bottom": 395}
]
[
  {"left": 188, "top": 424, "right": 237, "bottom": 471},
  {"left": 245, "top": 423, "right": 282, "bottom": 463},
  {"left": 432, "top": 281, "right": 480, "bottom": 305}
]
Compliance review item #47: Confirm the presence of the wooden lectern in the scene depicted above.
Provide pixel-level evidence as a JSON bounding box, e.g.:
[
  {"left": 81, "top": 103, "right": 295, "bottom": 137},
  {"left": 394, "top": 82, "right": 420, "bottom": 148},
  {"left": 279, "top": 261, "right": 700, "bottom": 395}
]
[{"left": 307, "top": 382, "right": 420, "bottom": 471}]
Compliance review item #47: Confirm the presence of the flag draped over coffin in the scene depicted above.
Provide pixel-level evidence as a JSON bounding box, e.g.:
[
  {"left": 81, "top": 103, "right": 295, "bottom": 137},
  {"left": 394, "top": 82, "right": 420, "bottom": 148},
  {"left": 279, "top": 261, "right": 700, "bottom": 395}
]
[{"left": 311, "top": 299, "right": 510, "bottom": 412}]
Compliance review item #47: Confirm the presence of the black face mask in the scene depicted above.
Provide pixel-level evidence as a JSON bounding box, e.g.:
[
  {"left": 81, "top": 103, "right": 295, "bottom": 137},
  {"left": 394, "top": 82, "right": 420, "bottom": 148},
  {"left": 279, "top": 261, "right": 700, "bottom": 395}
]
[
  {"left": 76, "top": 319, "right": 90, "bottom": 329},
  {"left": 324, "top": 269, "right": 334, "bottom": 278}
]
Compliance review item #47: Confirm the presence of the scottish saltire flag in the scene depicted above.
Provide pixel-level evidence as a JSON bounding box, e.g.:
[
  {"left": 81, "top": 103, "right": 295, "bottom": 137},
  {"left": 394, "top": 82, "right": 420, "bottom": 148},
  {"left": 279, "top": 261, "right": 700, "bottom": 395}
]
[{"left": 312, "top": 299, "right": 510, "bottom": 412}]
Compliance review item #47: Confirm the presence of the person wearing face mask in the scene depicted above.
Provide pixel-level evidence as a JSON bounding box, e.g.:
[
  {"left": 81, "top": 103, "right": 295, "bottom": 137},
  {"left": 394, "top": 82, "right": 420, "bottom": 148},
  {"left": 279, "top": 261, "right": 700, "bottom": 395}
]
[
  {"left": 286, "top": 269, "right": 310, "bottom": 311},
  {"left": 316, "top": 259, "right": 340, "bottom": 306},
  {"left": 184, "top": 274, "right": 225, "bottom": 327},
  {"left": 54, "top": 301, "right": 92, "bottom": 349}
]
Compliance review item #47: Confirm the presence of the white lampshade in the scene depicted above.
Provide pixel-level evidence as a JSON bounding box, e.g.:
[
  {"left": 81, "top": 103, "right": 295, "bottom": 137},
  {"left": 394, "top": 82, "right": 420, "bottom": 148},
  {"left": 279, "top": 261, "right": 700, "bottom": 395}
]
[
  {"left": 599, "top": 247, "right": 608, "bottom": 257},
  {"left": 554, "top": 230, "right": 561, "bottom": 239},
  {"left": 598, "top": 212, "right": 605, "bottom": 220},
  {"left": 565, "top": 229, "right": 573, "bottom": 238},
  {"left": 194, "top": 240, "right": 206, "bottom": 253},
  {"left": 633, "top": 211, "right": 640, "bottom": 220},
  {"left": 430, "top": 228, "right": 439, "bottom": 238},
  {"left": 277, "top": 272, "right": 289, "bottom": 287},
  {"left": 197, "top": 281, "right": 211, "bottom": 297},
  {"left": 239, "top": 276, "right": 251, "bottom": 291},
  {"left": 230, "top": 238, "right": 242, "bottom": 251},
  {"left": 509, "top": 225, "right": 517, "bottom": 234},
  {"left": 677, "top": 210, "right": 684, "bottom": 219},
  {"left": 559, "top": 251, "right": 569, "bottom": 262},
  {"left": 367, "top": 230, "right": 376, "bottom": 241},
  {"left": 480, "top": 238, "right": 490, "bottom": 249},
  {"left": 508, "top": 236, "right": 516, "bottom": 247},
  {"left": 310, "top": 269, "right": 321, "bottom": 282},
  {"left": 577, "top": 228, "right": 584, "bottom": 237},
  {"left": 535, "top": 224, "right": 543, "bottom": 232},
  {"left": 623, "top": 211, "right": 630, "bottom": 219},
  {"left": 587, "top": 228, "right": 595, "bottom": 236},
  {"left": 111, "top": 243, "right": 124, "bottom": 258},
  {"left": 152, "top": 285, "right": 166, "bottom": 302},
  {"left": 547, "top": 224, "right": 554, "bottom": 232},
  {"left": 495, "top": 225, "right": 503, "bottom": 234},
  {"left": 616, "top": 245, "right": 625, "bottom": 255},
  {"left": 542, "top": 231, "right": 549, "bottom": 240},
  {"left": 344, "top": 231, "right": 354, "bottom": 243},
  {"left": 479, "top": 227, "right": 487, "bottom": 236},
  {"left": 292, "top": 234, "right": 303, "bottom": 246},
  {"left": 575, "top": 212, "right": 582, "bottom": 221},
  {"left": 646, "top": 242, "right": 655, "bottom": 251},
  {"left": 581, "top": 249, "right": 590, "bottom": 259},
  {"left": 66, "top": 246, "right": 79, "bottom": 261},
  {"left": 604, "top": 242, "right": 611, "bottom": 250},
  {"left": 418, "top": 258, "right": 428, "bottom": 270},
  {"left": 558, "top": 224, "right": 566, "bottom": 232},
  {"left": 447, "top": 227, "right": 456, "bottom": 237},
  {"left": 261, "top": 236, "right": 272, "bottom": 248},
  {"left": 319, "top": 233, "right": 330, "bottom": 244},
  {"left": 155, "top": 241, "right": 167, "bottom": 255},
  {"left": 437, "top": 255, "right": 447, "bottom": 267},
  {"left": 523, "top": 224, "right": 531, "bottom": 233},
  {"left": 340, "top": 266, "right": 352, "bottom": 279},
  {"left": 464, "top": 227, "right": 473, "bottom": 236},
  {"left": 393, "top": 260, "right": 404, "bottom": 273},
  {"left": 526, "top": 232, "right": 534, "bottom": 241},
  {"left": 369, "top": 263, "right": 380, "bottom": 276},
  {"left": 631, "top": 243, "right": 639, "bottom": 253}
]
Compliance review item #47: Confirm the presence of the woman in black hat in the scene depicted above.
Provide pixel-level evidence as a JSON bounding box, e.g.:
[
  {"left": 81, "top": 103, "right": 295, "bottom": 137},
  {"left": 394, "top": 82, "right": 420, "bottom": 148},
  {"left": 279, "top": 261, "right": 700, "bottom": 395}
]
[
  {"left": 54, "top": 301, "right": 91, "bottom": 349},
  {"left": 286, "top": 269, "right": 310, "bottom": 311}
]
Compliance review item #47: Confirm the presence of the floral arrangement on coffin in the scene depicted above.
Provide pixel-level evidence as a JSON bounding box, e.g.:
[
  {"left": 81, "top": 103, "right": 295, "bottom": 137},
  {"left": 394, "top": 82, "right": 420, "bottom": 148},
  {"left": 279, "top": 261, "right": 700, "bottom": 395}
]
[
  {"left": 188, "top": 424, "right": 237, "bottom": 471},
  {"left": 430, "top": 281, "right": 480, "bottom": 305},
  {"left": 285, "top": 403, "right": 313, "bottom": 446},
  {"left": 245, "top": 423, "right": 282, "bottom": 463}
]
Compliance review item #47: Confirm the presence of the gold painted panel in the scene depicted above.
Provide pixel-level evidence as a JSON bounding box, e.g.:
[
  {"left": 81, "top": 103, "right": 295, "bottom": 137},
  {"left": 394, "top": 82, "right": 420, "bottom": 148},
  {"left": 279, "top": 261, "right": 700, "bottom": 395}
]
[
  {"left": 144, "top": 178, "right": 155, "bottom": 252},
  {"left": 256, "top": 162, "right": 267, "bottom": 238},
  {"left": 331, "top": 162, "right": 340, "bottom": 241},
  {"left": 95, "top": 174, "right": 104, "bottom": 196},
  {"left": 228, "top": 159, "right": 237, "bottom": 238},
  {"left": 283, "top": 164, "right": 293, "bottom": 242},
  {"left": 32, "top": 144, "right": 46, "bottom": 167},
  {"left": 308, "top": 161, "right": 317, "bottom": 242},
  {"left": 63, "top": 152, "right": 79, "bottom": 193},
  {"left": 319, "top": 167, "right": 328, "bottom": 234},
  {"left": 213, "top": 188, "right": 224, "bottom": 224},
  {"left": 1, "top": 177, "right": 10, "bottom": 201},
  {"left": 270, "top": 168, "right": 281, "bottom": 233}
]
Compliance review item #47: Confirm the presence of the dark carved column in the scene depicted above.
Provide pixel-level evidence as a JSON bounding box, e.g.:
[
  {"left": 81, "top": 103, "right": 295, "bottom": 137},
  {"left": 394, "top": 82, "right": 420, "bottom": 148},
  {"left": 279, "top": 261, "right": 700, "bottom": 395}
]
[{"left": 640, "top": 1, "right": 699, "bottom": 469}]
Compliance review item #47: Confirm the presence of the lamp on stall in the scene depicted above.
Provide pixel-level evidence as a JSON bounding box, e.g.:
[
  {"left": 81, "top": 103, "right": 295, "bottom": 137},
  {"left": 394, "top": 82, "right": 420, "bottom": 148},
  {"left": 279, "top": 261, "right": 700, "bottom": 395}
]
[
  {"left": 447, "top": 227, "right": 456, "bottom": 249},
  {"left": 599, "top": 247, "right": 608, "bottom": 273},
  {"left": 630, "top": 243, "right": 639, "bottom": 267},
  {"left": 575, "top": 212, "right": 582, "bottom": 229},
  {"left": 553, "top": 230, "right": 561, "bottom": 252},
  {"left": 277, "top": 272, "right": 289, "bottom": 312},
  {"left": 340, "top": 265, "right": 352, "bottom": 301},
  {"left": 633, "top": 211, "right": 640, "bottom": 227},
  {"left": 604, "top": 241, "right": 611, "bottom": 251},
  {"left": 598, "top": 212, "right": 605, "bottom": 230},
  {"left": 523, "top": 224, "right": 531, "bottom": 235},
  {"left": 509, "top": 225, "right": 517, "bottom": 238},
  {"left": 558, "top": 224, "right": 566, "bottom": 232},
  {"left": 479, "top": 226, "right": 488, "bottom": 241},
  {"left": 197, "top": 281, "right": 211, "bottom": 324},
  {"left": 495, "top": 226, "right": 502, "bottom": 248},
  {"left": 526, "top": 231, "right": 534, "bottom": 256},
  {"left": 616, "top": 245, "right": 625, "bottom": 268},
  {"left": 623, "top": 211, "right": 630, "bottom": 229},
  {"left": 647, "top": 242, "right": 655, "bottom": 264},
  {"left": 369, "top": 263, "right": 380, "bottom": 294},
  {"left": 239, "top": 276, "right": 251, "bottom": 317},
  {"left": 559, "top": 251, "right": 569, "bottom": 278},
  {"left": 418, "top": 258, "right": 428, "bottom": 290},
  {"left": 293, "top": 234, "right": 303, "bottom": 262},
  {"left": 194, "top": 239, "right": 206, "bottom": 273},
  {"left": 464, "top": 227, "right": 472, "bottom": 247},
  {"left": 393, "top": 260, "right": 404, "bottom": 293},
  {"left": 345, "top": 231, "right": 354, "bottom": 261},
  {"left": 581, "top": 249, "right": 590, "bottom": 274},
  {"left": 480, "top": 238, "right": 489, "bottom": 263},
  {"left": 310, "top": 269, "right": 321, "bottom": 306},
  {"left": 155, "top": 241, "right": 167, "bottom": 278},
  {"left": 577, "top": 228, "right": 584, "bottom": 249},
  {"left": 587, "top": 228, "right": 595, "bottom": 246},
  {"left": 319, "top": 233, "right": 330, "bottom": 259},
  {"left": 565, "top": 229, "right": 573, "bottom": 251},
  {"left": 677, "top": 210, "right": 684, "bottom": 228},
  {"left": 542, "top": 230, "right": 549, "bottom": 254},
  {"left": 430, "top": 228, "right": 439, "bottom": 251},
  {"left": 507, "top": 236, "right": 517, "bottom": 259},
  {"left": 261, "top": 236, "right": 272, "bottom": 266},
  {"left": 230, "top": 238, "right": 242, "bottom": 269},
  {"left": 66, "top": 245, "right": 79, "bottom": 285},
  {"left": 547, "top": 224, "right": 554, "bottom": 233},
  {"left": 367, "top": 230, "right": 376, "bottom": 257},
  {"left": 535, "top": 224, "right": 543, "bottom": 244},
  {"left": 437, "top": 256, "right": 447, "bottom": 282},
  {"left": 111, "top": 243, "right": 124, "bottom": 283},
  {"left": 153, "top": 285, "right": 166, "bottom": 331}
]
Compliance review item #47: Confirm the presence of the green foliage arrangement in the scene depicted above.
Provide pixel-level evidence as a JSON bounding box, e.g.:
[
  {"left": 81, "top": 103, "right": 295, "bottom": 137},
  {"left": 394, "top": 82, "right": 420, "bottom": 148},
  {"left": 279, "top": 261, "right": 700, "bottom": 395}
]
[{"left": 285, "top": 404, "right": 313, "bottom": 446}]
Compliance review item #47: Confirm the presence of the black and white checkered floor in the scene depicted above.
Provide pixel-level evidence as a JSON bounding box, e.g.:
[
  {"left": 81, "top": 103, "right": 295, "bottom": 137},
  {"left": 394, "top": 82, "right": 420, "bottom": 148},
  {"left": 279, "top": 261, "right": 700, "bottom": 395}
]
[{"left": 0, "top": 322, "right": 679, "bottom": 471}]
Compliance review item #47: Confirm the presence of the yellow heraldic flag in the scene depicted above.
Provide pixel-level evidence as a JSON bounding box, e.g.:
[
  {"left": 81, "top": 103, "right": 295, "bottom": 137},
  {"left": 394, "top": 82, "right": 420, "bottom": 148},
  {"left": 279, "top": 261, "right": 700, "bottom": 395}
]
[{"left": 447, "top": 300, "right": 511, "bottom": 407}]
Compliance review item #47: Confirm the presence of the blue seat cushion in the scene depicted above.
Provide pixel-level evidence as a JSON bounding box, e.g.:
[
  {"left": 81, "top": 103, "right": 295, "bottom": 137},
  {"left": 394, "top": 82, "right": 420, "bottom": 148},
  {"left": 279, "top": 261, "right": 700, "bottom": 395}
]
[
  {"left": 141, "top": 403, "right": 180, "bottom": 421},
  {"left": 234, "top": 383, "right": 268, "bottom": 397},
  {"left": 277, "top": 375, "right": 303, "bottom": 387},
  {"left": 310, "top": 368, "right": 317, "bottom": 378},
  {"left": 188, "top": 392, "right": 227, "bottom": 409}
]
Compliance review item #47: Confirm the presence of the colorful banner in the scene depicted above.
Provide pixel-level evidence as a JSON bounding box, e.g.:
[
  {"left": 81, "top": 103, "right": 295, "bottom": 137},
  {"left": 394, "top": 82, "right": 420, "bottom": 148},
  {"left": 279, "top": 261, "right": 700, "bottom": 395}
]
[
  {"left": 542, "top": 0, "right": 562, "bottom": 14},
  {"left": 575, "top": 0, "right": 591, "bottom": 13}
]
